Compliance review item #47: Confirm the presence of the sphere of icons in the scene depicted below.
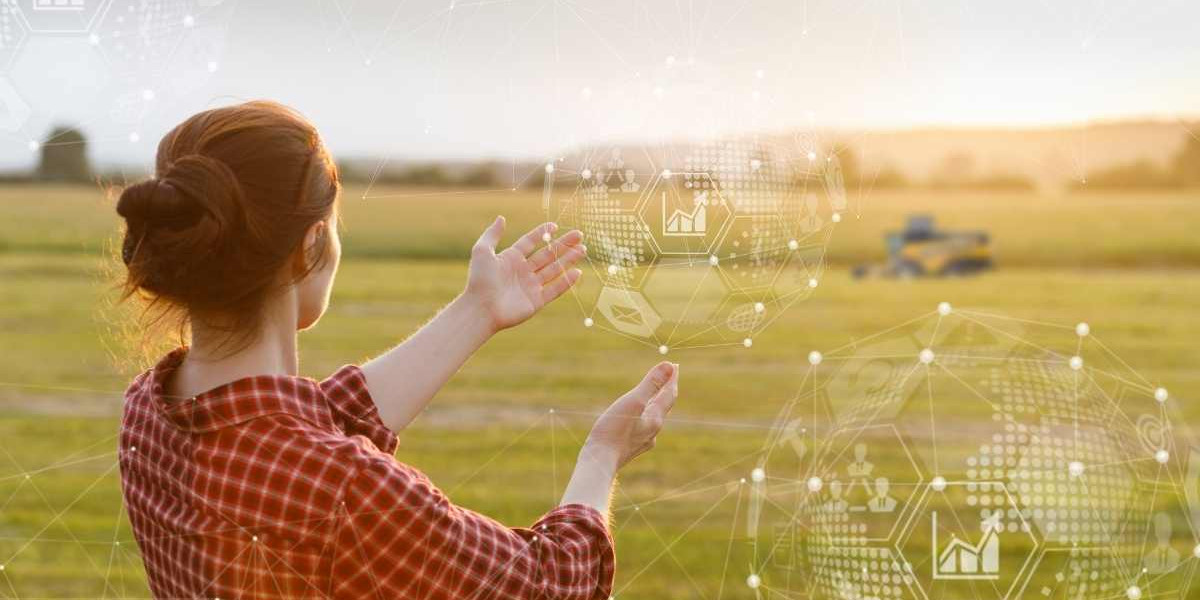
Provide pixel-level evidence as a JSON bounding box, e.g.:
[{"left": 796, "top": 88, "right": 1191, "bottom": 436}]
[
  {"left": 746, "top": 309, "right": 1199, "bottom": 600},
  {"left": 544, "top": 138, "right": 845, "bottom": 351}
]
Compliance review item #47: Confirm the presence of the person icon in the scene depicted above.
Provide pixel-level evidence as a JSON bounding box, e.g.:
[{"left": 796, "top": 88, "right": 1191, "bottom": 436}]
[
  {"left": 619, "top": 169, "right": 640, "bottom": 193},
  {"left": 847, "top": 443, "right": 874, "bottom": 478},
  {"left": 1143, "top": 512, "right": 1181, "bottom": 574},
  {"left": 826, "top": 480, "right": 848, "bottom": 515},
  {"left": 867, "top": 477, "right": 897, "bottom": 513}
]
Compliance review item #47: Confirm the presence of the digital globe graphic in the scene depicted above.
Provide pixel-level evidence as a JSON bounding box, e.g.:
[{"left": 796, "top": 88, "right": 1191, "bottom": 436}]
[
  {"left": 745, "top": 306, "right": 1199, "bottom": 600},
  {"left": 544, "top": 139, "right": 846, "bottom": 352}
]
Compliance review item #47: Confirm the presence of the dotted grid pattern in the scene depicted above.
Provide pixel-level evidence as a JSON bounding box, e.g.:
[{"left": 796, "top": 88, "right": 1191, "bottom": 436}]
[
  {"left": 968, "top": 360, "right": 1134, "bottom": 546},
  {"left": 0, "top": 1, "right": 18, "bottom": 51},
  {"left": 96, "top": 0, "right": 193, "bottom": 71},
  {"left": 575, "top": 179, "right": 651, "bottom": 289}
]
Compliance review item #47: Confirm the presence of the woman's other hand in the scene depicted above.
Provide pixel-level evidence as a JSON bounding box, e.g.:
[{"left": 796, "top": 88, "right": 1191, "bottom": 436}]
[
  {"left": 584, "top": 362, "right": 679, "bottom": 471},
  {"left": 465, "top": 216, "right": 586, "bottom": 332}
]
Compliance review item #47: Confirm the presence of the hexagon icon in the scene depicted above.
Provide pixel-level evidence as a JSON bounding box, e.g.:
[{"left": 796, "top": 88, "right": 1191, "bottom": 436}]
[
  {"left": 897, "top": 481, "right": 1041, "bottom": 600},
  {"left": 641, "top": 258, "right": 727, "bottom": 329},
  {"left": 0, "top": 76, "right": 30, "bottom": 132},
  {"left": 595, "top": 286, "right": 661, "bottom": 339},
  {"left": 569, "top": 163, "right": 659, "bottom": 290},
  {"left": 18, "top": 0, "right": 110, "bottom": 33},
  {"left": 713, "top": 214, "right": 792, "bottom": 293},
  {"left": 0, "top": 1, "right": 29, "bottom": 71},
  {"left": 810, "top": 424, "right": 926, "bottom": 544},
  {"left": 636, "top": 170, "right": 733, "bottom": 257}
]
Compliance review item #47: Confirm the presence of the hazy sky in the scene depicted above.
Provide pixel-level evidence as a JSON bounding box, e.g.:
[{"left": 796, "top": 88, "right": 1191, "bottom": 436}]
[{"left": 6, "top": 0, "right": 1199, "bottom": 169}]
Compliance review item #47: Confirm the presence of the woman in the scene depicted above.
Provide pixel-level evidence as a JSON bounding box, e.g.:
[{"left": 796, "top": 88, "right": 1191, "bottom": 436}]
[{"left": 116, "top": 101, "right": 679, "bottom": 599}]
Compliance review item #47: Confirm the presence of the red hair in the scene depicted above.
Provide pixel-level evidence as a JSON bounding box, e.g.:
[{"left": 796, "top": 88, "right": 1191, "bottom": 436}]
[{"left": 116, "top": 101, "right": 340, "bottom": 354}]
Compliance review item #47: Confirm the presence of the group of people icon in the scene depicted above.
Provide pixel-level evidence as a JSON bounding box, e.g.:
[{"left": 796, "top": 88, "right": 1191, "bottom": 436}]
[
  {"left": 821, "top": 444, "right": 899, "bottom": 515},
  {"left": 593, "top": 149, "right": 640, "bottom": 193}
]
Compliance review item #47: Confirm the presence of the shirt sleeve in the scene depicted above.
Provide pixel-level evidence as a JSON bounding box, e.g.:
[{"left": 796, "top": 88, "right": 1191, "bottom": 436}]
[
  {"left": 320, "top": 365, "right": 398, "bottom": 455},
  {"left": 330, "top": 456, "right": 615, "bottom": 600}
]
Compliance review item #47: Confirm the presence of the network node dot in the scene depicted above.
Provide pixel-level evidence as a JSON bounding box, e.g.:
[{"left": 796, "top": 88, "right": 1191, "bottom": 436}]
[
  {"left": 1069, "top": 461, "right": 1085, "bottom": 477},
  {"left": 832, "top": 212, "right": 842, "bottom": 223},
  {"left": 709, "top": 254, "right": 719, "bottom": 266},
  {"left": 743, "top": 338, "right": 753, "bottom": 348},
  {"left": 183, "top": 14, "right": 195, "bottom": 28},
  {"left": 931, "top": 476, "right": 947, "bottom": 491},
  {"left": 607, "top": 264, "right": 618, "bottom": 275},
  {"left": 754, "top": 302, "right": 765, "bottom": 314},
  {"left": 653, "top": 87, "right": 664, "bottom": 98},
  {"left": 665, "top": 55, "right": 676, "bottom": 66},
  {"left": 88, "top": 33, "right": 100, "bottom": 45},
  {"left": 583, "top": 318, "right": 594, "bottom": 328},
  {"left": 807, "top": 476, "right": 823, "bottom": 492},
  {"left": 1155, "top": 449, "right": 1169, "bottom": 464},
  {"left": 808, "top": 351, "right": 822, "bottom": 365},
  {"left": 544, "top": 163, "right": 555, "bottom": 174},
  {"left": 27, "top": 141, "right": 39, "bottom": 152},
  {"left": 658, "top": 345, "right": 669, "bottom": 355},
  {"left": 750, "top": 159, "right": 762, "bottom": 171},
  {"left": 1069, "top": 356, "right": 1083, "bottom": 371},
  {"left": 807, "top": 278, "right": 819, "bottom": 288},
  {"left": 746, "top": 574, "right": 761, "bottom": 589},
  {"left": 661, "top": 169, "right": 672, "bottom": 178},
  {"left": 938, "top": 302, "right": 952, "bottom": 316},
  {"left": 1155, "top": 387, "right": 1169, "bottom": 403},
  {"left": 750, "top": 467, "right": 765, "bottom": 483},
  {"left": 541, "top": 232, "right": 552, "bottom": 243},
  {"left": 787, "top": 239, "right": 799, "bottom": 251},
  {"left": 142, "top": 89, "right": 155, "bottom": 101},
  {"left": 919, "top": 348, "right": 935, "bottom": 364},
  {"left": 1076, "top": 322, "right": 1090, "bottom": 337},
  {"left": 1194, "top": 544, "right": 1200, "bottom": 559},
  {"left": 807, "top": 151, "right": 817, "bottom": 161},
  {"left": 129, "top": 132, "right": 140, "bottom": 143},
  {"left": 1126, "top": 586, "right": 1142, "bottom": 600},
  {"left": 581, "top": 168, "right": 592, "bottom": 180},
  {"left": 207, "top": 61, "right": 220, "bottom": 73}
]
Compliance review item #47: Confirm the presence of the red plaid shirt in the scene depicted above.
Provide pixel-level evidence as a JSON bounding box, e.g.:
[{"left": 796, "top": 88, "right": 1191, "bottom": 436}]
[{"left": 120, "top": 349, "right": 615, "bottom": 599}]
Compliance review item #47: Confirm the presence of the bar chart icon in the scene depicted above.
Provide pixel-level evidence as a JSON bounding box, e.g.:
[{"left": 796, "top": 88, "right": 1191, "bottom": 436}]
[
  {"left": 932, "top": 512, "right": 1001, "bottom": 580},
  {"left": 33, "top": 0, "right": 85, "bottom": 10},
  {"left": 663, "top": 191, "right": 708, "bottom": 237}
]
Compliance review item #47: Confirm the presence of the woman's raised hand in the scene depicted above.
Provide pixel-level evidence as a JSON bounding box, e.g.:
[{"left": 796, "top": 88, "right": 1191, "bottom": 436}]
[{"left": 465, "top": 216, "right": 587, "bottom": 332}]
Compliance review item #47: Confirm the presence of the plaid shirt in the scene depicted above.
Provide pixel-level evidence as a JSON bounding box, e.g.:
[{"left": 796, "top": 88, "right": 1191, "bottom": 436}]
[{"left": 120, "top": 349, "right": 615, "bottom": 599}]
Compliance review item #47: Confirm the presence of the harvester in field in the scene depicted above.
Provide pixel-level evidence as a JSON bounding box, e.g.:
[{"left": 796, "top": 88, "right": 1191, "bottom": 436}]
[{"left": 852, "top": 214, "right": 993, "bottom": 279}]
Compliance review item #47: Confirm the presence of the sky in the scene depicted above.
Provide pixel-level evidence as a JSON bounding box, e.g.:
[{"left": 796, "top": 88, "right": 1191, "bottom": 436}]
[{"left": 4, "top": 0, "right": 1199, "bottom": 170}]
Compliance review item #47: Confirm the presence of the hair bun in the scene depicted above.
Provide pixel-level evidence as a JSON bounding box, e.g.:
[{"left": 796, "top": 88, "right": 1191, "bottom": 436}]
[
  {"left": 116, "top": 154, "right": 246, "bottom": 269},
  {"left": 116, "top": 179, "right": 204, "bottom": 228}
]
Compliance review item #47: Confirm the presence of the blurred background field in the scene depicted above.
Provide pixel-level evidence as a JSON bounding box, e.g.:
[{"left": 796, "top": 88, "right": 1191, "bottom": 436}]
[{"left": 1, "top": 183, "right": 1198, "bottom": 597}]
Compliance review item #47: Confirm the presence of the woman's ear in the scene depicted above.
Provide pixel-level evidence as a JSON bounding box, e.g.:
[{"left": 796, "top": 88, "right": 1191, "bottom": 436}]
[{"left": 292, "top": 220, "right": 327, "bottom": 276}]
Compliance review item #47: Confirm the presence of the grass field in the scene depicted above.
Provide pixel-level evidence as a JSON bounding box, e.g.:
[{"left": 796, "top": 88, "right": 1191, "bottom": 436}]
[{"left": 0, "top": 184, "right": 1198, "bottom": 598}]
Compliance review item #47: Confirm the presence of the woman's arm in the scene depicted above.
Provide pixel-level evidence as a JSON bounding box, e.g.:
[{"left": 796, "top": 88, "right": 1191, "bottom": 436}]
[{"left": 360, "top": 216, "right": 586, "bottom": 431}]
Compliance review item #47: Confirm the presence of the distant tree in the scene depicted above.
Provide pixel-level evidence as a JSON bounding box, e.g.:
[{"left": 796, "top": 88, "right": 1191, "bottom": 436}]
[
  {"left": 1173, "top": 135, "right": 1200, "bottom": 186},
  {"left": 870, "top": 165, "right": 909, "bottom": 189},
  {"left": 929, "top": 151, "right": 976, "bottom": 188},
  {"left": 36, "top": 126, "right": 92, "bottom": 183},
  {"left": 1074, "top": 160, "right": 1179, "bottom": 191},
  {"left": 828, "top": 144, "right": 860, "bottom": 186},
  {"left": 399, "top": 165, "right": 451, "bottom": 186},
  {"left": 460, "top": 163, "right": 498, "bottom": 187}
]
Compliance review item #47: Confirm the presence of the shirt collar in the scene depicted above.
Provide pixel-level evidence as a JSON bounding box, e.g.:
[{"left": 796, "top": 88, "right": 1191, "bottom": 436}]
[{"left": 145, "top": 348, "right": 338, "bottom": 434}]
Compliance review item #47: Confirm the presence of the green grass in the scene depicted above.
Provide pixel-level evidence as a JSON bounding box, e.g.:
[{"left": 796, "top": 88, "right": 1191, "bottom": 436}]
[{"left": 1, "top": 184, "right": 1198, "bottom": 598}]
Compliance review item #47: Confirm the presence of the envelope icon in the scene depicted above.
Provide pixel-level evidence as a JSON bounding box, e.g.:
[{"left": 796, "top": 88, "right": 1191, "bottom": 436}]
[
  {"left": 597, "top": 287, "right": 661, "bottom": 338},
  {"left": 611, "top": 304, "right": 645, "bottom": 326}
]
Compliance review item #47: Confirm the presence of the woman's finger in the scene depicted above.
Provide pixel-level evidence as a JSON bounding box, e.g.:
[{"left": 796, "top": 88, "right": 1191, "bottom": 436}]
[
  {"left": 471, "top": 216, "right": 506, "bottom": 257},
  {"left": 528, "top": 230, "right": 584, "bottom": 270},
  {"left": 536, "top": 244, "right": 586, "bottom": 284},
  {"left": 511, "top": 222, "right": 558, "bottom": 256},
  {"left": 540, "top": 268, "right": 582, "bottom": 304}
]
